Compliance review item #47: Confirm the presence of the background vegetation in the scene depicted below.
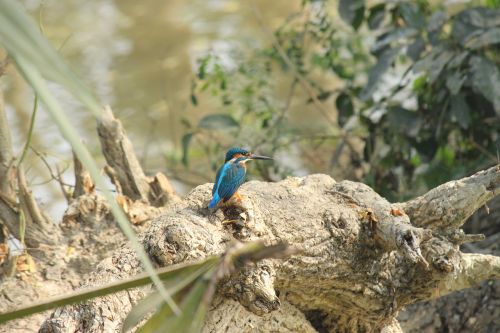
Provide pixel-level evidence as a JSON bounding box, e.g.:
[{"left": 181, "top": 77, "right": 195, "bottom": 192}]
[{"left": 187, "top": 0, "right": 500, "bottom": 201}]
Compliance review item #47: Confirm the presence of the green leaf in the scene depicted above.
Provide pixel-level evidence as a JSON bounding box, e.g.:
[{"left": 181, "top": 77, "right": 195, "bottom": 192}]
[
  {"left": 134, "top": 301, "right": 176, "bottom": 333},
  {"left": 425, "top": 50, "right": 454, "bottom": 83},
  {"left": 446, "top": 51, "right": 469, "bottom": 69},
  {"left": 197, "top": 114, "right": 239, "bottom": 130},
  {"left": 180, "top": 117, "right": 192, "bottom": 129},
  {"left": 128, "top": 242, "right": 290, "bottom": 332},
  {"left": 0, "top": 257, "right": 217, "bottom": 325},
  {"left": 486, "top": 0, "right": 500, "bottom": 8},
  {"left": 371, "top": 28, "right": 418, "bottom": 53},
  {"left": 0, "top": 0, "right": 177, "bottom": 313},
  {"left": 452, "top": 8, "right": 500, "bottom": 46},
  {"left": 456, "top": 8, "right": 500, "bottom": 29},
  {"left": 351, "top": 6, "right": 365, "bottom": 31},
  {"left": 450, "top": 95, "right": 471, "bottom": 129},
  {"left": 338, "top": 0, "right": 365, "bottom": 30},
  {"left": 335, "top": 93, "right": 354, "bottom": 127},
  {"left": 367, "top": 4, "right": 385, "bottom": 30},
  {"left": 427, "top": 11, "right": 448, "bottom": 33},
  {"left": 191, "top": 93, "right": 198, "bottom": 106},
  {"left": 412, "top": 75, "right": 427, "bottom": 92},
  {"left": 464, "top": 27, "right": 500, "bottom": 49},
  {"left": 446, "top": 71, "right": 466, "bottom": 95},
  {"left": 122, "top": 259, "right": 217, "bottom": 333},
  {"left": 414, "top": 47, "right": 457, "bottom": 82},
  {"left": 399, "top": 3, "right": 426, "bottom": 29},
  {"left": 160, "top": 269, "right": 215, "bottom": 333},
  {"left": 406, "top": 37, "right": 425, "bottom": 61},
  {"left": 469, "top": 56, "right": 500, "bottom": 115},
  {"left": 361, "top": 47, "right": 401, "bottom": 101},
  {"left": 413, "top": 48, "right": 437, "bottom": 73},
  {"left": 181, "top": 133, "right": 194, "bottom": 166},
  {"left": 197, "top": 55, "right": 211, "bottom": 80},
  {"left": 387, "top": 107, "right": 422, "bottom": 138}
]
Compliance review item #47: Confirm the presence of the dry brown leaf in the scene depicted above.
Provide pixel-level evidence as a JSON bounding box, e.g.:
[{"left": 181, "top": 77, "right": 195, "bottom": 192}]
[
  {"left": 116, "top": 195, "right": 130, "bottom": 213},
  {"left": 83, "top": 173, "right": 95, "bottom": 194},
  {"left": 390, "top": 207, "right": 405, "bottom": 216},
  {"left": 16, "top": 254, "right": 36, "bottom": 273},
  {"left": 0, "top": 243, "right": 8, "bottom": 265},
  {"left": 66, "top": 246, "right": 76, "bottom": 256},
  {"left": 27, "top": 255, "right": 36, "bottom": 273}
]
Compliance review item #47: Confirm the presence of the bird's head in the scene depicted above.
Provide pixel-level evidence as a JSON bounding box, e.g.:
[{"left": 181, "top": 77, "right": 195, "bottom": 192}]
[{"left": 225, "top": 147, "right": 273, "bottom": 163}]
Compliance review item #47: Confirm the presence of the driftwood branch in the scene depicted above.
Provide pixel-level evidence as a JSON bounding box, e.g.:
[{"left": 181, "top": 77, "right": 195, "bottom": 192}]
[
  {"left": 73, "top": 149, "right": 95, "bottom": 199},
  {"left": 16, "top": 165, "right": 61, "bottom": 246},
  {"left": 39, "top": 168, "right": 500, "bottom": 332},
  {"left": 402, "top": 165, "right": 500, "bottom": 230},
  {"left": 0, "top": 89, "right": 60, "bottom": 247},
  {"left": 97, "top": 106, "right": 150, "bottom": 202},
  {"left": 97, "top": 106, "right": 177, "bottom": 206},
  {"left": 0, "top": 89, "right": 15, "bottom": 197},
  {"left": 436, "top": 253, "right": 500, "bottom": 297}
]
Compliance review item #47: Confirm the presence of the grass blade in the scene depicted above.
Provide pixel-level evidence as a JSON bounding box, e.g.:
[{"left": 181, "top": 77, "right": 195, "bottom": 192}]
[
  {"left": 0, "top": 0, "right": 178, "bottom": 312},
  {"left": 0, "top": 256, "right": 217, "bottom": 325},
  {"left": 122, "top": 259, "right": 217, "bottom": 332},
  {"left": 137, "top": 267, "right": 216, "bottom": 333},
  {"left": 161, "top": 269, "right": 216, "bottom": 333},
  {"left": 0, "top": 0, "right": 100, "bottom": 114}
]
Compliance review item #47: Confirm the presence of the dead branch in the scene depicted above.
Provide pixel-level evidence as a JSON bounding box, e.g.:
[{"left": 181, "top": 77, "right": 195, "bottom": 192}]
[
  {"left": 436, "top": 253, "right": 500, "bottom": 297},
  {"left": 97, "top": 106, "right": 150, "bottom": 201},
  {"left": 72, "top": 150, "right": 94, "bottom": 199},
  {"left": 402, "top": 165, "right": 500, "bottom": 230},
  {"left": 16, "top": 165, "right": 61, "bottom": 247},
  {"left": 0, "top": 89, "right": 60, "bottom": 247},
  {"left": 0, "top": 89, "right": 15, "bottom": 197},
  {"left": 97, "top": 106, "right": 177, "bottom": 206}
]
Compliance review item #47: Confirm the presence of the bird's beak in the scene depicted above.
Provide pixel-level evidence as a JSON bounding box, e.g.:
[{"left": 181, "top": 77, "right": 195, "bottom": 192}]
[{"left": 250, "top": 153, "right": 273, "bottom": 161}]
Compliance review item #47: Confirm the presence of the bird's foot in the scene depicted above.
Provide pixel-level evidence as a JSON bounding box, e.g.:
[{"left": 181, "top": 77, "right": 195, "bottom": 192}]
[{"left": 222, "top": 218, "right": 245, "bottom": 227}]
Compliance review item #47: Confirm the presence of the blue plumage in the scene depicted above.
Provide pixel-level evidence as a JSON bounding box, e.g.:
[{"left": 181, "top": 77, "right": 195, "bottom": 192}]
[
  {"left": 208, "top": 148, "right": 272, "bottom": 209},
  {"left": 209, "top": 158, "right": 247, "bottom": 208},
  {"left": 224, "top": 148, "right": 249, "bottom": 162}
]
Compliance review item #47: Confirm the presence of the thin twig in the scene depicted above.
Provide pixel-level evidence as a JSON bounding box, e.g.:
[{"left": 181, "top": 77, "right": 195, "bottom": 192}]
[
  {"left": 0, "top": 56, "right": 9, "bottom": 77},
  {"left": 251, "top": 1, "right": 337, "bottom": 126},
  {"left": 30, "top": 148, "right": 73, "bottom": 190},
  {"left": 469, "top": 137, "right": 497, "bottom": 162},
  {"left": 18, "top": 94, "right": 38, "bottom": 166},
  {"left": 55, "top": 164, "right": 71, "bottom": 203}
]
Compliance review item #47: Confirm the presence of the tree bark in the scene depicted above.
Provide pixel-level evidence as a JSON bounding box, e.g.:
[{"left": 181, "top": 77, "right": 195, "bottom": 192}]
[
  {"left": 398, "top": 194, "right": 500, "bottom": 332},
  {"left": 97, "top": 106, "right": 177, "bottom": 206},
  {"left": 0, "top": 88, "right": 60, "bottom": 248},
  {"left": 38, "top": 165, "right": 500, "bottom": 332}
]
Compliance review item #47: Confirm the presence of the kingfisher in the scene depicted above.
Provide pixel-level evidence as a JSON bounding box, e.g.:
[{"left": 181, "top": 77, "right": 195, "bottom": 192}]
[{"left": 208, "top": 147, "right": 273, "bottom": 209}]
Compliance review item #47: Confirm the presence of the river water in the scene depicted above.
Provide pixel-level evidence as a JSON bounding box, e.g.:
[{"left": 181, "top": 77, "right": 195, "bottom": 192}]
[{"left": 3, "top": 0, "right": 309, "bottom": 219}]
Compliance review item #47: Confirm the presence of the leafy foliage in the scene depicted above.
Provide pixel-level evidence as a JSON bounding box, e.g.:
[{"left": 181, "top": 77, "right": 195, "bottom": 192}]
[
  {"left": 187, "top": 0, "right": 500, "bottom": 200},
  {"left": 354, "top": 2, "right": 500, "bottom": 198}
]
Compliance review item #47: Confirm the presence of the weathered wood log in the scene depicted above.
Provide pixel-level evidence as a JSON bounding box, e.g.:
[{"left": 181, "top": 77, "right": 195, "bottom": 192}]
[
  {"left": 39, "top": 165, "right": 500, "bottom": 332},
  {"left": 402, "top": 165, "right": 500, "bottom": 230},
  {"left": 0, "top": 89, "right": 60, "bottom": 248},
  {"left": 96, "top": 107, "right": 177, "bottom": 207}
]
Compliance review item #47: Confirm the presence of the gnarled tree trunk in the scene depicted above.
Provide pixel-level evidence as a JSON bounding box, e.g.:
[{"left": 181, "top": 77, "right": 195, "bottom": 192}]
[{"left": 39, "top": 164, "right": 500, "bottom": 332}]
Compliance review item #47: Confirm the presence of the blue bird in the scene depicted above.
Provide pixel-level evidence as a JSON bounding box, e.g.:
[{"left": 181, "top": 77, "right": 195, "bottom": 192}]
[{"left": 208, "top": 148, "right": 273, "bottom": 209}]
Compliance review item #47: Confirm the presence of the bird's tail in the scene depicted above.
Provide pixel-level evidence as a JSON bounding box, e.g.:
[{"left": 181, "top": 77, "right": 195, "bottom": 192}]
[{"left": 208, "top": 195, "right": 220, "bottom": 209}]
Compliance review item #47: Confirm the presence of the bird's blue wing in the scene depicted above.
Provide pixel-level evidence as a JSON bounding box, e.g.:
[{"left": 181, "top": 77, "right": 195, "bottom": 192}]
[
  {"left": 212, "top": 165, "right": 224, "bottom": 195},
  {"left": 217, "top": 163, "right": 246, "bottom": 202}
]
